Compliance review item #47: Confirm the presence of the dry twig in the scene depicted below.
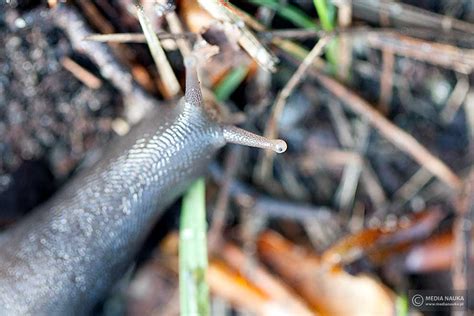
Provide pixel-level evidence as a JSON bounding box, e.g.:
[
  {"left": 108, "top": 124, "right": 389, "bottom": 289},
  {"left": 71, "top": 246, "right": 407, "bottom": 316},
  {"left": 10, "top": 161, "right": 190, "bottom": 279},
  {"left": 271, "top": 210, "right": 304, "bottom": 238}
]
[
  {"left": 53, "top": 6, "right": 155, "bottom": 123},
  {"left": 312, "top": 71, "right": 463, "bottom": 191},
  {"left": 365, "top": 31, "right": 474, "bottom": 74},
  {"left": 60, "top": 57, "right": 102, "bottom": 89},
  {"left": 255, "top": 36, "right": 331, "bottom": 181},
  {"left": 155, "top": 0, "right": 192, "bottom": 58},
  {"left": 198, "top": 0, "right": 278, "bottom": 72},
  {"left": 379, "top": 48, "right": 394, "bottom": 113},
  {"left": 135, "top": 3, "right": 181, "bottom": 98},
  {"left": 452, "top": 171, "right": 474, "bottom": 294},
  {"left": 441, "top": 74, "right": 470, "bottom": 124},
  {"left": 352, "top": 0, "right": 474, "bottom": 34},
  {"left": 208, "top": 146, "right": 241, "bottom": 251}
]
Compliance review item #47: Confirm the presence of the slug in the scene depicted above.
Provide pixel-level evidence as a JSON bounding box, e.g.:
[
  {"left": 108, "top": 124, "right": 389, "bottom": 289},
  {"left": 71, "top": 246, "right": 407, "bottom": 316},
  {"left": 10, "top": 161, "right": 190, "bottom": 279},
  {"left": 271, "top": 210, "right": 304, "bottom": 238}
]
[{"left": 0, "top": 48, "right": 286, "bottom": 314}]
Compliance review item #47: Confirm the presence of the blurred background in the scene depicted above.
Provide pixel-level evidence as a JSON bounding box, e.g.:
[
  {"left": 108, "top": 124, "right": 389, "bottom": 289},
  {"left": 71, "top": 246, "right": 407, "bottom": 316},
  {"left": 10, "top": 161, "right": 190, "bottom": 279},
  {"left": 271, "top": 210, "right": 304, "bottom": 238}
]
[{"left": 0, "top": 0, "right": 473, "bottom": 315}]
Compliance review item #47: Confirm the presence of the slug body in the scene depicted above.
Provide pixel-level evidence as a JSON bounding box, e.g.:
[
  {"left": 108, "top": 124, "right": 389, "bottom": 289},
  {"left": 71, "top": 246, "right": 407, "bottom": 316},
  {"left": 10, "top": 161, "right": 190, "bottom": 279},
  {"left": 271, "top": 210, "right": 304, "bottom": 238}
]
[
  {"left": 0, "top": 94, "right": 225, "bottom": 314},
  {"left": 0, "top": 23, "right": 286, "bottom": 313}
]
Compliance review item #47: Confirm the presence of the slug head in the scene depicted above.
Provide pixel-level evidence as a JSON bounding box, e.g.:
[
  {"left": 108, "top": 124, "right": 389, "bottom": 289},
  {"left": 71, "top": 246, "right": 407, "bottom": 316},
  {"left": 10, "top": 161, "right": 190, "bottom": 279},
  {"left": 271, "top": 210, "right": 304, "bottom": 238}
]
[{"left": 184, "top": 54, "right": 287, "bottom": 154}]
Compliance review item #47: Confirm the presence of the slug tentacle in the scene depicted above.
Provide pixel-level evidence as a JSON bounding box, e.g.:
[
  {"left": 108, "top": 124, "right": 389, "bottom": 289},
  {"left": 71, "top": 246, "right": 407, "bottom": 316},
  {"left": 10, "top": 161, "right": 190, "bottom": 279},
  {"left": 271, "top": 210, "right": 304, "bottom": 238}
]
[
  {"left": 184, "top": 54, "right": 204, "bottom": 108},
  {"left": 223, "top": 125, "right": 287, "bottom": 153}
]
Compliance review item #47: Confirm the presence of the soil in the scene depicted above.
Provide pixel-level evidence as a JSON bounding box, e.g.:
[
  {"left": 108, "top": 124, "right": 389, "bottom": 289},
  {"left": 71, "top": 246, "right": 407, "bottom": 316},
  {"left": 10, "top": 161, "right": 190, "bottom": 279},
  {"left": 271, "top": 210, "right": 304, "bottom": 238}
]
[{"left": 0, "top": 7, "right": 122, "bottom": 221}]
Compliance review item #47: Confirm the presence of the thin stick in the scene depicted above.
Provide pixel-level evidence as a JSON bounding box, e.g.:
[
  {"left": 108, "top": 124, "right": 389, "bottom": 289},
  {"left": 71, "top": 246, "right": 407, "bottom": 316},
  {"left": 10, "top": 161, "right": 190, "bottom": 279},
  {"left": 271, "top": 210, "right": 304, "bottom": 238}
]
[
  {"left": 155, "top": 0, "right": 192, "bottom": 58},
  {"left": 335, "top": 0, "right": 352, "bottom": 79},
  {"left": 53, "top": 6, "right": 155, "bottom": 123},
  {"left": 61, "top": 57, "right": 102, "bottom": 89},
  {"left": 327, "top": 101, "right": 387, "bottom": 212},
  {"left": 335, "top": 121, "right": 370, "bottom": 218},
  {"left": 441, "top": 74, "right": 470, "bottom": 124},
  {"left": 269, "top": 35, "right": 332, "bottom": 140},
  {"left": 365, "top": 31, "right": 474, "bottom": 73},
  {"left": 84, "top": 33, "right": 144, "bottom": 43},
  {"left": 312, "top": 71, "right": 463, "bottom": 191},
  {"left": 352, "top": 0, "right": 474, "bottom": 34},
  {"left": 208, "top": 146, "right": 241, "bottom": 251},
  {"left": 135, "top": 3, "right": 181, "bottom": 98},
  {"left": 388, "top": 167, "right": 433, "bottom": 214},
  {"left": 198, "top": 0, "right": 279, "bottom": 72},
  {"left": 466, "top": 91, "right": 474, "bottom": 153},
  {"left": 84, "top": 32, "right": 194, "bottom": 43},
  {"left": 379, "top": 48, "right": 394, "bottom": 113},
  {"left": 452, "top": 171, "right": 473, "bottom": 296},
  {"left": 255, "top": 36, "right": 331, "bottom": 180}
]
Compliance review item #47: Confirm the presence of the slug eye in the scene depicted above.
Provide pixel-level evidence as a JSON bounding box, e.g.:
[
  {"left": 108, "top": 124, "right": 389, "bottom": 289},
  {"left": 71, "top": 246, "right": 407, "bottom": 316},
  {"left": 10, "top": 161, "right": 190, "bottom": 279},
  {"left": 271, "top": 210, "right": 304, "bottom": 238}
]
[{"left": 272, "top": 140, "right": 287, "bottom": 154}]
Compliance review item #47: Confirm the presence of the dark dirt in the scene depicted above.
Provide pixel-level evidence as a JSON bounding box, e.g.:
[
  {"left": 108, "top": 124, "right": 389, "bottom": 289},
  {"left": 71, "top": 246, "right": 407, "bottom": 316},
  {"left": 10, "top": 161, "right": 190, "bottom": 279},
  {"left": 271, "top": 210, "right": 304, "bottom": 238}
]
[{"left": 0, "top": 7, "right": 122, "bottom": 220}]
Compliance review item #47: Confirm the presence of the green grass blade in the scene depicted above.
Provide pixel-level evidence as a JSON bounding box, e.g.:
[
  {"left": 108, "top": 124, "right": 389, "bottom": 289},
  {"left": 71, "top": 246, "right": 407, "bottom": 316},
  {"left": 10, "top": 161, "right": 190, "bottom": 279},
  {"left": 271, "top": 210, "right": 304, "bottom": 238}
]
[
  {"left": 396, "top": 294, "right": 409, "bottom": 316},
  {"left": 249, "top": 0, "right": 317, "bottom": 29},
  {"left": 214, "top": 65, "right": 249, "bottom": 102},
  {"left": 313, "top": 0, "right": 335, "bottom": 31},
  {"left": 180, "top": 178, "right": 209, "bottom": 316},
  {"left": 312, "top": 0, "right": 338, "bottom": 73}
]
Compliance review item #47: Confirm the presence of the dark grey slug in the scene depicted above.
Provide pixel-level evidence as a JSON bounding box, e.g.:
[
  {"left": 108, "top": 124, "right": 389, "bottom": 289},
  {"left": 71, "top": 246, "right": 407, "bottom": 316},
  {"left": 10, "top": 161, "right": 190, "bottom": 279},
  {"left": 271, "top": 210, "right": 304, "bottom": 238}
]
[{"left": 0, "top": 51, "right": 286, "bottom": 314}]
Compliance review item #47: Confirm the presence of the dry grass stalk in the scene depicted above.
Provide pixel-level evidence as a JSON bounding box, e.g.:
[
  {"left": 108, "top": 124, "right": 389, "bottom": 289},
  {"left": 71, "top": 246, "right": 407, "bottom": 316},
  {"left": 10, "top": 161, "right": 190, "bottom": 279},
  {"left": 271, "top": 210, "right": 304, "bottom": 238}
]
[
  {"left": 352, "top": 0, "right": 474, "bottom": 34},
  {"left": 135, "top": 3, "right": 181, "bottom": 98},
  {"left": 452, "top": 171, "right": 474, "bottom": 293},
  {"left": 61, "top": 57, "right": 102, "bottom": 89},
  {"left": 365, "top": 31, "right": 474, "bottom": 74},
  {"left": 256, "top": 36, "right": 331, "bottom": 181},
  {"left": 312, "top": 71, "right": 463, "bottom": 191},
  {"left": 197, "top": 0, "right": 278, "bottom": 72},
  {"left": 440, "top": 74, "right": 470, "bottom": 124},
  {"left": 379, "top": 48, "right": 394, "bottom": 113}
]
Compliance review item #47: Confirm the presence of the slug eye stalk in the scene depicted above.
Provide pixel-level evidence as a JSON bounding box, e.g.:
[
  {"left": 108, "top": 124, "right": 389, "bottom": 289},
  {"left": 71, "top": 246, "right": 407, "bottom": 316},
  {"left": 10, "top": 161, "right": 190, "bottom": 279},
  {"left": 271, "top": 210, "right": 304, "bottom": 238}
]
[{"left": 223, "top": 125, "right": 287, "bottom": 153}]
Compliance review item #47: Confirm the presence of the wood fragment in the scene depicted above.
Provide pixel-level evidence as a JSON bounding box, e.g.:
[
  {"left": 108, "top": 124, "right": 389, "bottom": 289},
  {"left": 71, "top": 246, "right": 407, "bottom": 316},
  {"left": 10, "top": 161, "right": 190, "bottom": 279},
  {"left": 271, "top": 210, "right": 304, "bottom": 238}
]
[{"left": 61, "top": 57, "right": 102, "bottom": 89}]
